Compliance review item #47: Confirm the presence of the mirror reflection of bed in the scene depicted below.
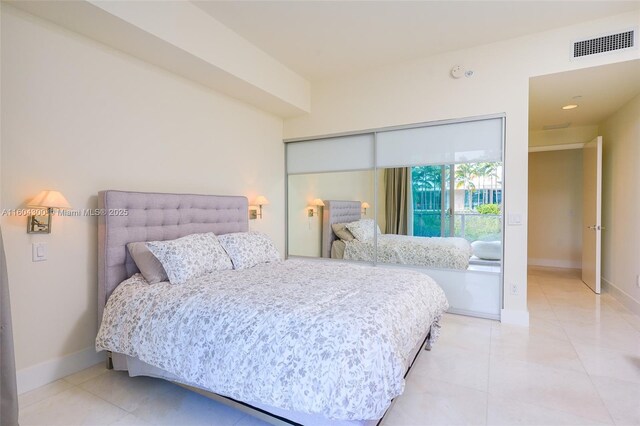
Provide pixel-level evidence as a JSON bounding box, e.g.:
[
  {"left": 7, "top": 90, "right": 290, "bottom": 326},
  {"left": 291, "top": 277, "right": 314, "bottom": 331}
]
[
  {"left": 286, "top": 117, "right": 504, "bottom": 318},
  {"left": 322, "top": 200, "right": 501, "bottom": 272}
]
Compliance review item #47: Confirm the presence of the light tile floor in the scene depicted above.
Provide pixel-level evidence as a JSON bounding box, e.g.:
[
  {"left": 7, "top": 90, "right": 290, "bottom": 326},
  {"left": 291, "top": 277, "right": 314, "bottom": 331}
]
[{"left": 18, "top": 267, "right": 640, "bottom": 425}]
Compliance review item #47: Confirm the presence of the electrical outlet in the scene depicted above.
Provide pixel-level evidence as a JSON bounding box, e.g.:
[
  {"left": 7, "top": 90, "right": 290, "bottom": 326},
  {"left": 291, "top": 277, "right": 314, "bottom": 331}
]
[{"left": 511, "top": 283, "right": 519, "bottom": 295}]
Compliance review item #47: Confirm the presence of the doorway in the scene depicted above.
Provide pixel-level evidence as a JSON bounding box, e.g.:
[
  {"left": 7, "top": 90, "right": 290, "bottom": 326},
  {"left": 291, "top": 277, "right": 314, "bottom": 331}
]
[
  {"left": 528, "top": 59, "right": 640, "bottom": 305},
  {"left": 527, "top": 138, "right": 602, "bottom": 294},
  {"left": 528, "top": 147, "right": 584, "bottom": 270}
]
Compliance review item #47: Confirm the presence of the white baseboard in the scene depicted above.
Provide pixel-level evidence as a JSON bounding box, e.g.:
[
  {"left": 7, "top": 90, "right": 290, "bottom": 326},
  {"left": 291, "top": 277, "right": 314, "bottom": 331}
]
[
  {"left": 17, "top": 347, "right": 104, "bottom": 394},
  {"left": 602, "top": 277, "right": 640, "bottom": 317},
  {"left": 500, "top": 309, "right": 530, "bottom": 326},
  {"left": 528, "top": 258, "right": 581, "bottom": 269}
]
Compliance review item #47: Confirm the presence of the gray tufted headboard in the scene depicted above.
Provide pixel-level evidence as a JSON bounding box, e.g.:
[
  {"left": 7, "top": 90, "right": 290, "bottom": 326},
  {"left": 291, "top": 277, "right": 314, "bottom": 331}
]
[
  {"left": 97, "top": 190, "right": 248, "bottom": 324},
  {"left": 321, "top": 200, "right": 362, "bottom": 258}
]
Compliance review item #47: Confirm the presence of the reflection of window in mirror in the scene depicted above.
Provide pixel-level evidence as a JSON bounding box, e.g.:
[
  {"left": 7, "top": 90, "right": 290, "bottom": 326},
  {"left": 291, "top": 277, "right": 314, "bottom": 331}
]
[
  {"left": 409, "top": 162, "right": 502, "bottom": 240},
  {"left": 377, "top": 162, "right": 502, "bottom": 272}
]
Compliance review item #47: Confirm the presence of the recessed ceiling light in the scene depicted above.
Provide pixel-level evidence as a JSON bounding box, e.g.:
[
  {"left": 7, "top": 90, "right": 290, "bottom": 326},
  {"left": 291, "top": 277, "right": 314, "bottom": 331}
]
[{"left": 562, "top": 104, "right": 579, "bottom": 110}]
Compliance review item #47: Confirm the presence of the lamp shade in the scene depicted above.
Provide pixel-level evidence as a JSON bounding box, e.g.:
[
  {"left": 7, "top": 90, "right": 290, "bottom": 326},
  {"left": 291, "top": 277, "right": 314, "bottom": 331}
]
[
  {"left": 27, "top": 190, "right": 71, "bottom": 209},
  {"left": 254, "top": 195, "right": 269, "bottom": 206},
  {"left": 361, "top": 202, "right": 370, "bottom": 209},
  {"left": 312, "top": 198, "right": 325, "bottom": 207}
]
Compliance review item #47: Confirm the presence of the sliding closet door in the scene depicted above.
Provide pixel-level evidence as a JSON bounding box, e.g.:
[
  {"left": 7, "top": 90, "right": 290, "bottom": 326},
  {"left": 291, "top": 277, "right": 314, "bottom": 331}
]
[
  {"left": 286, "top": 134, "right": 375, "bottom": 260},
  {"left": 376, "top": 119, "right": 502, "bottom": 168},
  {"left": 286, "top": 116, "right": 505, "bottom": 319},
  {"left": 287, "top": 134, "right": 374, "bottom": 174},
  {"left": 376, "top": 117, "right": 504, "bottom": 319}
]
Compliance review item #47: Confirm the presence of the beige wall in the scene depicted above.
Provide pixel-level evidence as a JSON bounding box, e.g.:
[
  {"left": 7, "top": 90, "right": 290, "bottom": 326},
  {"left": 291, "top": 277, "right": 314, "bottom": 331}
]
[
  {"left": 287, "top": 171, "right": 375, "bottom": 257},
  {"left": 0, "top": 3, "right": 2, "bottom": 212},
  {"left": 284, "top": 11, "right": 640, "bottom": 321},
  {"left": 528, "top": 150, "right": 583, "bottom": 268},
  {"left": 1, "top": 6, "right": 284, "bottom": 379},
  {"left": 600, "top": 94, "right": 640, "bottom": 309}
]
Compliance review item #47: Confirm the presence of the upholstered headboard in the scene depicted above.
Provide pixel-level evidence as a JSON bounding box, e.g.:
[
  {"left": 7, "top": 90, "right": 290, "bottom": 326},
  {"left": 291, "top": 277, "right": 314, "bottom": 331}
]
[
  {"left": 321, "top": 200, "right": 362, "bottom": 258},
  {"left": 97, "top": 190, "right": 248, "bottom": 324}
]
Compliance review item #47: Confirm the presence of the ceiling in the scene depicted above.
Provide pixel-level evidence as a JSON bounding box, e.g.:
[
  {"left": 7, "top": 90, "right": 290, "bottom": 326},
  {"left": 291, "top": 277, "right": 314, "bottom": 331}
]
[
  {"left": 529, "top": 59, "right": 640, "bottom": 131},
  {"left": 194, "top": 1, "right": 640, "bottom": 82}
]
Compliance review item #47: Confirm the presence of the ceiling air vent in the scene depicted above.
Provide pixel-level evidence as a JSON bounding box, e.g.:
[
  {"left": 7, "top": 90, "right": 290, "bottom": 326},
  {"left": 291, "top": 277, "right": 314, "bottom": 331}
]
[{"left": 574, "top": 30, "right": 635, "bottom": 58}]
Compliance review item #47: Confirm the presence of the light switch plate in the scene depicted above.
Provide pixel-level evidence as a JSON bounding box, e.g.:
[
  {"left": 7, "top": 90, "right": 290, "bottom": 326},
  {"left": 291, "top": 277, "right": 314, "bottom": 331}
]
[
  {"left": 508, "top": 213, "right": 523, "bottom": 226},
  {"left": 32, "top": 242, "right": 47, "bottom": 262}
]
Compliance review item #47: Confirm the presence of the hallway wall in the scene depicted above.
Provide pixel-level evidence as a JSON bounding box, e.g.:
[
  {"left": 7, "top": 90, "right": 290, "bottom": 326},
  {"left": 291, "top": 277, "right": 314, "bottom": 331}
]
[
  {"left": 600, "top": 93, "right": 640, "bottom": 314},
  {"left": 528, "top": 149, "right": 583, "bottom": 269}
]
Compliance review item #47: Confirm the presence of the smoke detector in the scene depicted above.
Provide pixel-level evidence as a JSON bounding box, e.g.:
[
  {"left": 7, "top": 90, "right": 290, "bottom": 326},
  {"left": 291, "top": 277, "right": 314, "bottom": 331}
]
[
  {"left": 451, "top": 65, "right": 474, "bottom": 79},
  {"left": 451, "top": 65, "right": 464, "bottom": 79}
]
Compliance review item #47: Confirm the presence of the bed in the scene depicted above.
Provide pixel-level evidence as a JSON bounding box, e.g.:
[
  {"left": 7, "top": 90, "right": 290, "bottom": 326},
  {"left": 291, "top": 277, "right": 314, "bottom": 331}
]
[
  {"left": 95, "top": 190, "right": 449, "bottom": 426},
  {"left": 322, "top": 200, "right": 473, "bottom": 270}
]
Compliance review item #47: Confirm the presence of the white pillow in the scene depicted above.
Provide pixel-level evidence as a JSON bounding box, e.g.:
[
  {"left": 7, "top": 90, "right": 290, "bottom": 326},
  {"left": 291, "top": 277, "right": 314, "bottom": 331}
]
[
  {"left": 145, "top": 232, "right": 232, "bottom": 285},
  {"left": 471, "top": 240, "right": 502, "bottom": 261},
  {"left": 218, "top": 232, "right": 281, "bottom": 270},
  {"left": 345, "top": 219, "right": 381, "bottom": 242}
]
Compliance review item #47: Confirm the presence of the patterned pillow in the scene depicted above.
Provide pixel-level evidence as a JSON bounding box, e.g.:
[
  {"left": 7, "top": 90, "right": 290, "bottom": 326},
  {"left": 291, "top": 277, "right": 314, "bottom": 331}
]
[
  {"left": 218, "top": 232, "right": 281, "bottom": 270},
  {"left": 345, "top": 219, "right": 381, "bottom": 242},
  {"left": 146, "top": 232, "right": 232, "bottom": 285}
]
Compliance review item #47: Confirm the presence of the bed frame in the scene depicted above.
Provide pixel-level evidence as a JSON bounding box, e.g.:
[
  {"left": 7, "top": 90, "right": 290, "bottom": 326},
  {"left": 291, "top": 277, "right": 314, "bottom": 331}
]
[
  {"left": 321, "top": 200, "right": 362, "bottom": 258},
  {"left": 98, "top": 190, "right": 433, "bottom": 426}
]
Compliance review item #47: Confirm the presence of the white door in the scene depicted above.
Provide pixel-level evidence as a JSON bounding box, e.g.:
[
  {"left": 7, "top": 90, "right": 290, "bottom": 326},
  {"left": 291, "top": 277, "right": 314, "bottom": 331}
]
[{"left": 582, "top": 136, "right": 602, "bottom": 294}]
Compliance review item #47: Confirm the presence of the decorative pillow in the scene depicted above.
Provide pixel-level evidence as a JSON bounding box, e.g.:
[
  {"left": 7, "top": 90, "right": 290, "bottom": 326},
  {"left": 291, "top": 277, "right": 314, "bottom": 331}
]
[
  {"left": 332, "top": 223, "right": 355, "bottom": 242},
  {"left": 471, "top": 240, "right": 502, "bottom": 261},
  {"left": 145, "top": 232, "right": 232, "bottom": 285},
  {"left": 127, "top": 242, "right": 169, "bottom": 284},
  {"left": 218, "top": 232, "right": 281, "bottom": 270},
  {"left": 345, "top": 219, "right": 381, "bottom": 242}
]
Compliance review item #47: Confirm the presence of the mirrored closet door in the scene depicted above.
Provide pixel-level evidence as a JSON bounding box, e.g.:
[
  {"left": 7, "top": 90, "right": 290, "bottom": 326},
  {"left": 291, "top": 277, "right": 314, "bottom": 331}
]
[
  {"left": 285, "top": 115, "right": 505, "bottom": 319},
  {"left": 286, "top": 134, "right": 375, "bottom": 262}
]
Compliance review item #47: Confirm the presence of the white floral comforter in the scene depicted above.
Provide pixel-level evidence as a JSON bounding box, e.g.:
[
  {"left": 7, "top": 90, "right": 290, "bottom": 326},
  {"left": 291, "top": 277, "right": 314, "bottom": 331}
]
[
  {"left": 344, "top": 234, "right": 472, "bottom": 270},
  {"left": 96, "top": 259, "right": 448, "bottom": 421}
]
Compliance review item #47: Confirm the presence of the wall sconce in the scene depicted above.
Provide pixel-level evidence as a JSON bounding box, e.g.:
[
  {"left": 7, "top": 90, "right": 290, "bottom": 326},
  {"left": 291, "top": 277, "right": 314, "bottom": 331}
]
[
  {"left": 26, "top": 190, "right": 72, "bottom": 234},
  {"left": 308, "top": 198, "right": 325, "bottom": 217},
  {"left": 249, "top": 195, "right": 269, "bottom": 220},
  {"left": 361, "top": 202, "right": 370, "bottom": 215}
]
